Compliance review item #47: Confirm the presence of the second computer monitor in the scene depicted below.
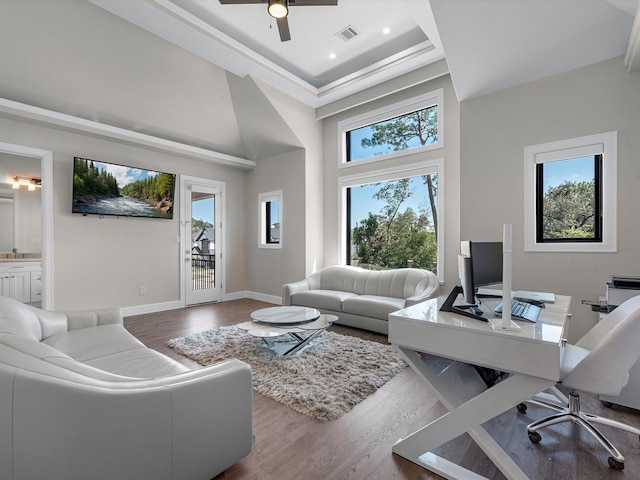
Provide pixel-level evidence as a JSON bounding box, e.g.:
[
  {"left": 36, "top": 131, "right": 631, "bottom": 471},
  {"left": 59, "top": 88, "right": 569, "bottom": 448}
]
[{"left": 459, "top": 241, "right": 503, "bottom": 303}]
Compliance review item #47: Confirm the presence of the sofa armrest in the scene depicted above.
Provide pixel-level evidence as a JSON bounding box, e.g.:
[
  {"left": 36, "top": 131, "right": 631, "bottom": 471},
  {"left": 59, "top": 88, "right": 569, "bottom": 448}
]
[
  {"left": 405, "top": 281, "right": 440, "bottom": 307},
  {"left": 7, "top": 359, "right": 253, "bottom": 480},
  {"left": 65, "top": 307, "right": 123, "bottom": 331},
  {"left": 282, "top": 280, "right": 310, "bottom": 305}
]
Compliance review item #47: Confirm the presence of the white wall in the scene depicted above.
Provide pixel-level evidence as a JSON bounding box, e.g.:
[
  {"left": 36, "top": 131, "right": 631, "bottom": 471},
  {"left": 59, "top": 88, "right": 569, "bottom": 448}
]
[
  {"left": 459, "top": 56, "right": 640, "bottom": 342},
  {"left": 321, "top": 74, "right": 461, "bottom": 287}
]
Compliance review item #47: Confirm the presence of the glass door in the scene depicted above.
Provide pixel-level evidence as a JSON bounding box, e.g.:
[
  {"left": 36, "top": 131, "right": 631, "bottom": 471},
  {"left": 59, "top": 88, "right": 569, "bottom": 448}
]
[{"left": 182, "top": 178, "right": 222, "bottom": 305}]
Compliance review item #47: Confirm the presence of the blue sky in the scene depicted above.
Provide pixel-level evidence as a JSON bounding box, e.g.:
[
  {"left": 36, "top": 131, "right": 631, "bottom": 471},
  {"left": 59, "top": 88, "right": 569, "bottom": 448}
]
[
  {"left": 350, "top": 176, "right": 431, "bottom": 225},
  {"left": 192, "top": 197, "right": 213, "bottom": 224},
  {"left": 92, "top": 161, "right": 159, "bottom": 188},
  {"left": 543, "top": 156, "right": 594, "bottom": 191}
]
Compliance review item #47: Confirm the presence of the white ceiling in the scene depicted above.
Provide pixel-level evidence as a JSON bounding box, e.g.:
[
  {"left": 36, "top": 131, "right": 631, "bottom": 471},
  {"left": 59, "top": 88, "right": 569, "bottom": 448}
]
[{"left": 91, "top": 0, "right": 639, "bottom": 108}]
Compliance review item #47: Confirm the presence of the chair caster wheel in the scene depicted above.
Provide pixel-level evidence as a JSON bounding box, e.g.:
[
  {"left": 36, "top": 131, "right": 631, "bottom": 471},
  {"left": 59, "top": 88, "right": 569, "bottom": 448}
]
[
  {"left": 528, "top": 431, "right": 541, "bottom": 443},
  {"left": 601, "top": 399, "right": 614, "bottom": 408},
  {"left": 516, "top": 402, "right": 527, "bottom": 414},
  {"left": 608, "top": 457, "right": 624, "bottom": 470}
]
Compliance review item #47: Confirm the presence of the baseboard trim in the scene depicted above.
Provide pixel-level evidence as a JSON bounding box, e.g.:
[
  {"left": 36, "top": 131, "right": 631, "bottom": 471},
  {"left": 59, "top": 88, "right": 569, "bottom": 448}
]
[
  {"left": 224, "top": 291, "right": 281, "bottom": 305},
  {"left": 122, "top": 292, "right": 280, "bottom": 317},
  {"left": 122, "top": 300, "right": 183, "bottom": 317}
]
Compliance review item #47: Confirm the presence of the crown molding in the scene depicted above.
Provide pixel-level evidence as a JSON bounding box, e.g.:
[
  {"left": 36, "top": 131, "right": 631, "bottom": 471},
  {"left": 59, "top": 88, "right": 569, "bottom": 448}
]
[{"left": 0, "top": 97, "right": 255, "bottom": 169}]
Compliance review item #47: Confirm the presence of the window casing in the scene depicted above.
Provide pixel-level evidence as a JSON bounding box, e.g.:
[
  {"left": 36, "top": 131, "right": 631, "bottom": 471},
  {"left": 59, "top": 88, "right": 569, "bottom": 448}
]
[
  {"left": 259, "top": 190, "right": 282, "bottom": 249},
  {"left": 338, "top": 89, "right": 443, "bottom": 168},
  {"left": 524, "top": 132, "right": 617, "bottom": 252}
]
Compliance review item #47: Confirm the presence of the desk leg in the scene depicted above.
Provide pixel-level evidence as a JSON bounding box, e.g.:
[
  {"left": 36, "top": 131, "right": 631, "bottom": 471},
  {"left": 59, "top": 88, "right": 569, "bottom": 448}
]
[{"left": 394, "top": 347, "right": 554, "bottom": 480}]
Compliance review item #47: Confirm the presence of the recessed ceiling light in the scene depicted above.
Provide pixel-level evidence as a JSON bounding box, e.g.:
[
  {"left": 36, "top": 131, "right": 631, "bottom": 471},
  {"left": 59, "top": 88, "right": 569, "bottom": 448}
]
[
  {"left": 329, "top": 52, "right": 336, "bottom": 59},
  {"left": 382, "top": 27, "right": 391, "bottom": 35}
]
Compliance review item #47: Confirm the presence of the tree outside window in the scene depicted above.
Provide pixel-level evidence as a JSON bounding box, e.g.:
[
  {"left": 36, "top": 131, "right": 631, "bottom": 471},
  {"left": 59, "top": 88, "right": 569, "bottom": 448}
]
[
  {"left": 348, "top": 174, "right": 438, "bottom": 274},
  {"left": 536, "top": 156, "right": 601, "bottom": 242}
]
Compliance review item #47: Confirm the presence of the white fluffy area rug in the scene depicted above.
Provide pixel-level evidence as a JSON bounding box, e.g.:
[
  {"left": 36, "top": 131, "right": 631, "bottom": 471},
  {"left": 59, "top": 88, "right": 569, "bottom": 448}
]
[{"left": 167, "top": 325, "right": 406, "bottom": 421}]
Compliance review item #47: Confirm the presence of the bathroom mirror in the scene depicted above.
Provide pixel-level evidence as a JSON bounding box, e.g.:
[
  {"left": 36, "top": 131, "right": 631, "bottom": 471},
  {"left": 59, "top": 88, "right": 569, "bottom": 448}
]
[{"left": 0, "top": 152, "right": 42, "bottom": 255}]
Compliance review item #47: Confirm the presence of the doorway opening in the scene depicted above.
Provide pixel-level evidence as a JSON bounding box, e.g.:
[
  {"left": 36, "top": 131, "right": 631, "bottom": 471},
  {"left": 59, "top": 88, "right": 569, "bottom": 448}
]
[{"left": 181, "top": 176, "right": 224, "bottom": 306}]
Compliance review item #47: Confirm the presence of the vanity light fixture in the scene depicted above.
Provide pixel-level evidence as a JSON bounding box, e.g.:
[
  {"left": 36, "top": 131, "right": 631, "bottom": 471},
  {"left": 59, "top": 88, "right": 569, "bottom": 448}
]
[{"left": 12, "top": 176, "right": 41, "bottom": 191}]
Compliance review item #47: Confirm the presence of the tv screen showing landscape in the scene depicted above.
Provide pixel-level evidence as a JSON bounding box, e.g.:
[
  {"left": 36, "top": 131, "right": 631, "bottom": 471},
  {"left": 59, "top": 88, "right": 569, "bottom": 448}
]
[{"left": 72, "top": 157, "right": 176, "bottom": 219}]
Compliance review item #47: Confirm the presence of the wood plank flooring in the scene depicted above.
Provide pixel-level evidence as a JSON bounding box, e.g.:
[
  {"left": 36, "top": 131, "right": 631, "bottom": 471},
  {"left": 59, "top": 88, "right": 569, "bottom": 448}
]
[{"left": 124, "top": 299, "right": 640, "bottom": 480}]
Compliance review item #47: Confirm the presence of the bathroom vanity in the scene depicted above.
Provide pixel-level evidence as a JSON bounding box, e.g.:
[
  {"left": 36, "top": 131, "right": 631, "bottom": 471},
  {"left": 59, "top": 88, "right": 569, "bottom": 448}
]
[{"left": 0, "top": 260, "right": 42, "bottom": 305}]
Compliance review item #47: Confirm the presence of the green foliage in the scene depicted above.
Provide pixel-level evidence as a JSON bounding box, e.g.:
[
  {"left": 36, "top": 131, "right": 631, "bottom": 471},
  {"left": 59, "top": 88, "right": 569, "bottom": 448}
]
[
  {"left": 120, "top": 173, "right": 175, "bottom": 205},
  {"left": 351, "top": 180, "right": 437, "bottom": 273},
  {"left": 542, "top": 180, "right": 596, "bottom": 239},
  {"left": 192, "top": 218, "right": 213, "bottom": 234},
  {"left": 73, "top": 158, "right": 119, "bottom": 197},
  {"left": 360, "top": 106, "right": 438, "bottom": 152}
]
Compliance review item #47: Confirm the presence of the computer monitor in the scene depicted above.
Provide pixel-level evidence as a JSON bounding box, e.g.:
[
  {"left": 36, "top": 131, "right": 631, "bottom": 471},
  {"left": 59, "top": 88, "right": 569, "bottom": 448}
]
[{"left": 458, "top": 241, "right": 503, "bottom": 304}]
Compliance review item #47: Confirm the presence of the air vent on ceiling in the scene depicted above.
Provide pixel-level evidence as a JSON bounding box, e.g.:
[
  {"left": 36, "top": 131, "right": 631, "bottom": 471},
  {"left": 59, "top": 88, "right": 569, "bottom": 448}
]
[{"left": 336, "top": 25, "right": 359, "bottom": 41}]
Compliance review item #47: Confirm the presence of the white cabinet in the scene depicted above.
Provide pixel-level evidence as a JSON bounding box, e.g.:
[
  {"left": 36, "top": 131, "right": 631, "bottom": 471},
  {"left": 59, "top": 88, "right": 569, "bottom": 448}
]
[
  {"left": 30, "top": 270, "right": 43, "bottom": 304},
  {"left": 0, "top": 262, "right": 41, "bottom": 304}
]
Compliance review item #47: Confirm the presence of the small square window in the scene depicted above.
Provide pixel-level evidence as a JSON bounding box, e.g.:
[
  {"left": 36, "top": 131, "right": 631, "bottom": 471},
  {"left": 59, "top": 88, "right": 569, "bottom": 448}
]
[{"left": 524, "top": 132, "right": 616, "bottom": 252}]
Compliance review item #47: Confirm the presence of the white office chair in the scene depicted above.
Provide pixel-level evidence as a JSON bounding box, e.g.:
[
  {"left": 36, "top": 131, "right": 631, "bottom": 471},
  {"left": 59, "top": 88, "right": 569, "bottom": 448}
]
[{"left": 525, "top": 295, "right": 640, "bottom": 470}]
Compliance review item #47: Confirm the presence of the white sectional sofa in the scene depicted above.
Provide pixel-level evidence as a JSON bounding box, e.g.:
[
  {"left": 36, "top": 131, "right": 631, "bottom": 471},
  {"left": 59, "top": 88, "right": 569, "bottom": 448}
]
[
  {"left": 0, "top": 296, "right": 252, "bottom": 480},
  {"left": 282, "top": 265, "right": 439, "bottom": 334}
]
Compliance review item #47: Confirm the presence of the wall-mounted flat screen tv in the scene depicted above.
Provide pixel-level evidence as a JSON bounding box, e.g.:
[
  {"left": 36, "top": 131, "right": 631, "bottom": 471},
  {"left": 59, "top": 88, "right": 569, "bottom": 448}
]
[{"left": 72, "top": 157, "right": 176, "bottom": 219}]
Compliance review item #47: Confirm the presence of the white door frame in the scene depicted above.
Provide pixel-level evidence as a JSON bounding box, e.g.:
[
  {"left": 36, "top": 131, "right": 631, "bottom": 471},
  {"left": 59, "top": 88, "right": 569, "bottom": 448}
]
[{"left": 180, "top": 175, "right": 225, "bottom": 306}]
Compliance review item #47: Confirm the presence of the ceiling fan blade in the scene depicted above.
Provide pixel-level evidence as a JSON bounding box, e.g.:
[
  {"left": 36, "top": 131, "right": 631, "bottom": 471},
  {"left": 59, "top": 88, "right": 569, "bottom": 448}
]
[{"left": 276, "top": 17, "right": 291, "bottom": 42}]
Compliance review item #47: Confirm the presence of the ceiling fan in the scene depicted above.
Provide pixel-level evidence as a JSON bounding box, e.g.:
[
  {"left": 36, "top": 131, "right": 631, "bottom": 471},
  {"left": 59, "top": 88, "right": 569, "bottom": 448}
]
[{"left": 219, "top": 0, "right": 338, "bottom": 42}]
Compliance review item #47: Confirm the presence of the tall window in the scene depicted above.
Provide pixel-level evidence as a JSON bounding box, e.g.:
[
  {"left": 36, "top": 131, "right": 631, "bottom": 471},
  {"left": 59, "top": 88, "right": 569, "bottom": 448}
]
[
  {"left": 259, "top": 190, "right": 282, "bottom": 249},
  {"left": 340, "top": 161, "right": 443, "bottom": 276},
  {"left": 524, "top": 132, "right": 617, "bottom": 252},
  {"left": 339, "top": 89, "right": 443, "bottom": 167}
]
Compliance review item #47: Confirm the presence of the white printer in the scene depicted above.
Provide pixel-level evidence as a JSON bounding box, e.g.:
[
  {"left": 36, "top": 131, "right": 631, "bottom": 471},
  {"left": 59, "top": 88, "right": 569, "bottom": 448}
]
[{"left": 606, "top": 275, "right": 640, "bottom": 310}]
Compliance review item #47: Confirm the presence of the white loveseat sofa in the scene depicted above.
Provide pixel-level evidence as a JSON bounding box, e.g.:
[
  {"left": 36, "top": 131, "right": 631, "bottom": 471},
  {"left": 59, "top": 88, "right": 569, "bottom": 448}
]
[
  {"left": 0, "top": 296, "right": 252, "bottom": 480},
  {"left": 282, "top": 265, "right": 439, "bottom": 334}
]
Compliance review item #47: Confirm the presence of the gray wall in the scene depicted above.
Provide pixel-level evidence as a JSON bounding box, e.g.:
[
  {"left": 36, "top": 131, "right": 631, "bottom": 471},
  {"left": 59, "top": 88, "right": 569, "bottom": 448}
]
[{"left": 460, "top": 56, "right": 640, "bottom": 342}]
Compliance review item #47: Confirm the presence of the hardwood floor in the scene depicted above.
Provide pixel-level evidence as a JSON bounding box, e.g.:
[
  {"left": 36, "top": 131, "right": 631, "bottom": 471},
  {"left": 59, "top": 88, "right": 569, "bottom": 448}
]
[{"left": 124, "top": 299, "right": 640, "bottom": 480}]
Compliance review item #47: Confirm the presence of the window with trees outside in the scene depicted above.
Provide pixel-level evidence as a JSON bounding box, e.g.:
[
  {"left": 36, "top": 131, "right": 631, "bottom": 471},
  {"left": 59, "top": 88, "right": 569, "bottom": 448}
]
[
  {"left": 339, "top": 89, "right": 443, "bottom": 167},
  {"left": 524, "top": 131, "right": 617, "bottom": 252},
  {"left": 340, "top": 161, "right": 442, "bottom": 276},
  {"left": 259, "top": 190, "right": 282, "bottom": 248}
]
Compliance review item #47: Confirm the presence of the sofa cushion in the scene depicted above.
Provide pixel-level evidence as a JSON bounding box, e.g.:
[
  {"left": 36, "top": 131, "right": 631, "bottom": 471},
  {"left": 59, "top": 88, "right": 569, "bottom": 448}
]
[
  {"left": 42, "top": 324, "right": 146, "bottom": 362},
  {"left": 290, "top": 290, "right": 356, "bottom": 311},
  {"left": 342, "top": 295, "right": 407, "bottom": 321},
  {"left": 85, "top": 348, "right": 190, "bottom": 378}
]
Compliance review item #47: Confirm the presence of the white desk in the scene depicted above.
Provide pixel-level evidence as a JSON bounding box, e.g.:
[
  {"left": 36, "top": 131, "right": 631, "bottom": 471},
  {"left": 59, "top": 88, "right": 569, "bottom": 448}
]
[{"left": 388, "top": 294, "right": 571, "bottom": 480}]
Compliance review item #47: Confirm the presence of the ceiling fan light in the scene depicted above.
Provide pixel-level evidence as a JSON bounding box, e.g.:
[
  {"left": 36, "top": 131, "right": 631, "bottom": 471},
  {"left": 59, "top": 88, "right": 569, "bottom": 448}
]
[{"left": 268, "top": 0, "right": 288, "bottom": 19}]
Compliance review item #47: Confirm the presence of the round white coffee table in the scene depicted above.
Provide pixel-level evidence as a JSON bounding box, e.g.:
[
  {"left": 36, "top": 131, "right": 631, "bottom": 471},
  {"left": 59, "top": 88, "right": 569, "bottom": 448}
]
[
  {"left": 239, "top": 306, "right": 338, "bottom": 356},
  {"left": 250, "top": 306, "right": 320, "bottom": 325}
]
